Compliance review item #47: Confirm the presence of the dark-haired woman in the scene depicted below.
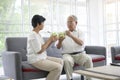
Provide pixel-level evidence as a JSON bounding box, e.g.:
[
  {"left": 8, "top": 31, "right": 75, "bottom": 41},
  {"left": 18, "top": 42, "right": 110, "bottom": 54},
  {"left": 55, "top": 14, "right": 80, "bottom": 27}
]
[{"left": 27, "top": 15, "right": 63, "bottom": 80}]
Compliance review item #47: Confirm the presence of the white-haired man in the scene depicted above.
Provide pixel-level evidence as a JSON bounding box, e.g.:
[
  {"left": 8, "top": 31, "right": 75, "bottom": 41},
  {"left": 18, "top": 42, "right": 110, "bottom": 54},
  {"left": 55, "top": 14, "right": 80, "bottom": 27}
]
[{"left": 57, "top": 15, "right": 93, "bottom": 80}]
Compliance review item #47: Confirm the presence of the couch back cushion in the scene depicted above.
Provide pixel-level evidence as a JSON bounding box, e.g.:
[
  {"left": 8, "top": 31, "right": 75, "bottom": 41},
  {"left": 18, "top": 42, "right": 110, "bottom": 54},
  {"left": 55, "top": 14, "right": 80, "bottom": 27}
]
[
  {"left": 6, "top": 37, "right": 27, "bottom": 61},
  {"left": 5, "top": 37, "right": 62, "bottom": 61},
  {"left": 44, "top": 37, "right": 62, "bottom": 58},
  {"left": 85, "top": 46, "right": 106, "bottom": 56}
]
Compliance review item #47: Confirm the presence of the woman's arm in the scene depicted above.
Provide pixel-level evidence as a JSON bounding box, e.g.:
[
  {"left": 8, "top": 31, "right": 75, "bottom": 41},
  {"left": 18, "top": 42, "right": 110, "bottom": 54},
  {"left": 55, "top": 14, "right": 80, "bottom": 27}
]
[
  {"left": 38, "top": 36, "right": 58, "bottom": 54},
  {"left": 57, "top": 37, "right": 65, "bottom": 49}
]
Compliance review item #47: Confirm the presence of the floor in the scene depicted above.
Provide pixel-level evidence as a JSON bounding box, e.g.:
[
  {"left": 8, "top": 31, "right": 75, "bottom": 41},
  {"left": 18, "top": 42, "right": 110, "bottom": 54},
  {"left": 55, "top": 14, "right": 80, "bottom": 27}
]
[{"left": 32, "top": 73, "right": 103, "bottom": 80}]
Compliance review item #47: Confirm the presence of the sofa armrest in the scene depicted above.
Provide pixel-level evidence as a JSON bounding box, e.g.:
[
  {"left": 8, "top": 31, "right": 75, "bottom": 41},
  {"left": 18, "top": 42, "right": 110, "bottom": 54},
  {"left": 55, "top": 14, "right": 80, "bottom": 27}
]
[
  {"left": 2, "top": 51, "right": 23, "bottom": 80},
  {"left": 85, "top": 46, "right": 106, "bottom": 56},
  {"left": 111, "top": 46, "right": 120, "bottom": 63}
]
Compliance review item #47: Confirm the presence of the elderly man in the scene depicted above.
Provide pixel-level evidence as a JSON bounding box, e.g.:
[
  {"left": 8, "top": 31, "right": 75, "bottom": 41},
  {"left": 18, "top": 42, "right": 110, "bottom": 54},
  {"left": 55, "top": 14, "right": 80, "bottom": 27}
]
[{"left": 57, "top": 15, "right": 93, "bottom": 80}]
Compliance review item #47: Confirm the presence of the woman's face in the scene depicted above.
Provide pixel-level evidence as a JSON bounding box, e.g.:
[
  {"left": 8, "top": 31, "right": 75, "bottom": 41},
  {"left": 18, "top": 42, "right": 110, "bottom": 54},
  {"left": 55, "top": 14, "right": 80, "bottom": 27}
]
[{"left": 37, "top": 22, "right": 44, "bottom": 30}]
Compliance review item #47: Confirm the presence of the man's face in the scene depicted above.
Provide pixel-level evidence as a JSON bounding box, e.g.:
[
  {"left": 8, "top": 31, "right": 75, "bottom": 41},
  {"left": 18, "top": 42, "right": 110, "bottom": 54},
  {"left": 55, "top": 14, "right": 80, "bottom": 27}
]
[{"left": 67, "top": 17, "right": 77, "bottom": 31}]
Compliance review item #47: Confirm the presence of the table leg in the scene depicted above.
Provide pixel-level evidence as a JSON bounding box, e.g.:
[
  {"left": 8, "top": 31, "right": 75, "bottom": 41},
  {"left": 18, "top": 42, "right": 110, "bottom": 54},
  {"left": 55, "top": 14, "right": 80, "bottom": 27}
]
[{"left": 81, "top": 75, "right": 84, "bottom": 80}]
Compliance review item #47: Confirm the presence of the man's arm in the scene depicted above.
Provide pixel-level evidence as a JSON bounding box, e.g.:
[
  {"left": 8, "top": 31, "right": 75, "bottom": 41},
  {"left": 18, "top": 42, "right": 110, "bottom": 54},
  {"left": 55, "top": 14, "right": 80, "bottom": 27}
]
[
  {"left": 66, "top": 31, "right": 84, "bottom": 46},
  {"left": 70, "top": 35, "right": 84, "bottom": 46}
]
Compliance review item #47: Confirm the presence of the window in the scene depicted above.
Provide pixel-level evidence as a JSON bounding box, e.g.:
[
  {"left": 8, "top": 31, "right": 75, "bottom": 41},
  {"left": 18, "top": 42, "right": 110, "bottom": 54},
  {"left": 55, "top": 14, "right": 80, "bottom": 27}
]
[
  {"left": 0, "top": 0, "right": 30, "bottom": 52},
  {"left": 0, "top": 0, "right": 88, "bottom": 75},
  {"left": 104, "top": 0, "right": 120, "bottom": 57},
  {"left": 0, "top": 0, "right": 30, "bottom": 75},
  {"left": 0, "top": 0, "right": 88, "bottom": 52}
]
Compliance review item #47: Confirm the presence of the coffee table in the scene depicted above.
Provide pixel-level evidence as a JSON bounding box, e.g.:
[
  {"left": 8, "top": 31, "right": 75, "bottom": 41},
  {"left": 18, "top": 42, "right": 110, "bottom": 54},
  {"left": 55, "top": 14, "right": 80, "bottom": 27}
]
[{"left": 74, "top": 65, "right": 120, "bottom": 80}]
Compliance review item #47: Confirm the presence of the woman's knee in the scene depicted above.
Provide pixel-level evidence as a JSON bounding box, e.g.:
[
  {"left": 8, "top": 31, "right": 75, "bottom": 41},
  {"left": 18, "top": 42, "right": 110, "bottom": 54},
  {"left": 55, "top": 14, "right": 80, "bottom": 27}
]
[{"left": 55, "top": 64, "right": 63, "bottom": 72}]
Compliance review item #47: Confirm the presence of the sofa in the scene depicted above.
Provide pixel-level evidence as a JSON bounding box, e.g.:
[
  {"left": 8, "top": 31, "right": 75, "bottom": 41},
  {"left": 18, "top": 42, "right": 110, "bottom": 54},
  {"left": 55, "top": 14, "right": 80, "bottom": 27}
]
[
  {"left": 2, "top": 37, "right": 106, "bottom": 80},
  {"left": 111, "top": 46, "right": 120, "bottom": 63}
]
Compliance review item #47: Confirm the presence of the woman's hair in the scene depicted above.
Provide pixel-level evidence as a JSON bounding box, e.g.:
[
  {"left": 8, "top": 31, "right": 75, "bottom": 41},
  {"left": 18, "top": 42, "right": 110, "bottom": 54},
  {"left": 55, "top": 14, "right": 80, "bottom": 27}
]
[{"left": 31, "top": 14, "right": 46, "bottom": 28}]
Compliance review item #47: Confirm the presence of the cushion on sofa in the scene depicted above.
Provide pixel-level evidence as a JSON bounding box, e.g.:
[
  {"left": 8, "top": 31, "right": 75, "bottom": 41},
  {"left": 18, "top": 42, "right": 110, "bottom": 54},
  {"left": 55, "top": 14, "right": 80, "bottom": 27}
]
[
  {"left": 74, "top": 54, "right": 105, "bottom": 67},
  {"left": 115, "top": 54, "right": 120, "bottom": 60},
  {"left": 46, "top": 42, "right": 62, "bottom": 58},
  {"left": 22, "top": 54, "right": 106, "bottom": 72},
  {"left": 22, "top": 61, "right": 40, "bottom": 72},
  {"left": 89, "top": 54, "right": 105, "bottom": 62},
  {"left": 6, "top": 37, "right": 27, "bottom": 61}
]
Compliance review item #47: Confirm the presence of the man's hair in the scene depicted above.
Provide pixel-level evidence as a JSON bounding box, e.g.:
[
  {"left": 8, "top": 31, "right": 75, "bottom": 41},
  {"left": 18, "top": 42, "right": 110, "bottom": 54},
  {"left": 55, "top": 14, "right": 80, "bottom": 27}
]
[
  {"left": 31, "top": 14, "right": 46, "bottom": 28},
  {"left": 69, "top": 15, "right": 78, "bottom": 22}
]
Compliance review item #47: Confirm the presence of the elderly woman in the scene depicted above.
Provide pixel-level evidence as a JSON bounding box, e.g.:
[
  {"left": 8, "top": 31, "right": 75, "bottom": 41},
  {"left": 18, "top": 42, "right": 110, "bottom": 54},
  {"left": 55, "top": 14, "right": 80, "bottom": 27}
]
[{"left": 27, "top": 14, "right": 63, "bottom": 80}]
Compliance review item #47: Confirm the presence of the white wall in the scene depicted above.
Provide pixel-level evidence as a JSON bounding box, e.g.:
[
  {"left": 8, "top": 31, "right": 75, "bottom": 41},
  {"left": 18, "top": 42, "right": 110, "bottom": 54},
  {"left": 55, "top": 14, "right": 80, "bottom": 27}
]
[{"left": 88, "top": 0, "right": 104, "bottom": 46}]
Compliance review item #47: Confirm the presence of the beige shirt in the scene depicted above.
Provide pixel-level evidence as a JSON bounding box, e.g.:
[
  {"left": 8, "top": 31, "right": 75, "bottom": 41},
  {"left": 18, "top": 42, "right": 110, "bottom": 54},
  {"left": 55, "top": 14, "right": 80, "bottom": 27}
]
[
  {"left": 62, "top": 30, "right": 85, "bottom": 54},
  {"left": 27, "top": 31, "right": 47, "bottom": 64}
]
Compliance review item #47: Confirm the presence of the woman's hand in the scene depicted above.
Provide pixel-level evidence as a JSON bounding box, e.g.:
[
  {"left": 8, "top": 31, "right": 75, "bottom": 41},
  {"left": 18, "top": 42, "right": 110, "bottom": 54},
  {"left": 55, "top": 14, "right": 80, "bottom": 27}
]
[
  {"left": 59, "top": 36, "right": 65, "bottom": 42},
  {"left": 57, "top": 36, "right": 65, "bottom": 49},
  {"left": 50, "top": 35, "right": 58, "bottom": 42}
]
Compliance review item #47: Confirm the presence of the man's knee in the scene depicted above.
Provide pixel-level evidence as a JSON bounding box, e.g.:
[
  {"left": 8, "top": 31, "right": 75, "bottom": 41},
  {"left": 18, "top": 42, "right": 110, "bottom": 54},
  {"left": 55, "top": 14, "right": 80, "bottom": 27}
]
[
  {"left": 63, "top": 58, "right": 72, "bottom": 64},
  {"left": 85, "top": 56, "right": 93, "bottom": 68},
  {"left": 87, "top": 56, "right": 92, "bottom": 63},
  {"left": 83, "top": 54, "right": 92, "bottom": 62},
  {"left": 63, "top": 55, "right": 72, "bottom": 62}
]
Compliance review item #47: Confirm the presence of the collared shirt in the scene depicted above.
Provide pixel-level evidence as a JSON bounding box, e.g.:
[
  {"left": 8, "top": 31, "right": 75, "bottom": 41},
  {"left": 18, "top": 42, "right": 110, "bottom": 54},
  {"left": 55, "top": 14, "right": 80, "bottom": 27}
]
[
  {"left": 62, "top": 29, "right": 85, "bottom": 54},
  {"left": 27, "top": 31, "right": 47, "bottom": 64}
]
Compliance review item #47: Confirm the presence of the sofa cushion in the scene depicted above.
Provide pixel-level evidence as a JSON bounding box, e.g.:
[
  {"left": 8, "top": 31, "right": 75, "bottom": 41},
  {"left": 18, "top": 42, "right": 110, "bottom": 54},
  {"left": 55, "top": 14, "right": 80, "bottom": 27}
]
[
  {"left": 115, "top": 54, "right": 120, "bottom": 60},
  {"left": 74, "top": 54, "right": 105, "bottom": 67},
  {"left": 46, "top": 43, "right": 62, "bottom": 58},
  {"left": 22, "top": 54, "right": 106, "bottom": 72},
  {"left": 89, "top": 54, "right": 105, "bottom": 62},
  {"left": 43, "top": 37, "right": 62, "bottom": 58},
  {"left": 22, "top": 61, "right": 40, "bottom": 72},
  {"left": 6, "top": 37, "right": 27, "bottom": 61},
  {"left": 85, "top": 46, "right": 106, "bottom": 55},
  {"left": 22, "top": 61, "right": 49, "bottom": 79}
]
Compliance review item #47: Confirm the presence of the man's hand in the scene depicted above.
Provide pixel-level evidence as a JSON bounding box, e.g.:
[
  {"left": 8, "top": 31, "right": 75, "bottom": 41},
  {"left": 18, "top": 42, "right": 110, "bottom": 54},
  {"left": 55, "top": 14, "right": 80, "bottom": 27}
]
[
  {"left": 65, "top": 30, "right": 84, "bottom": 46},
  {"left": 65, "top": 30, "right": 73, "bottom": 37}
]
